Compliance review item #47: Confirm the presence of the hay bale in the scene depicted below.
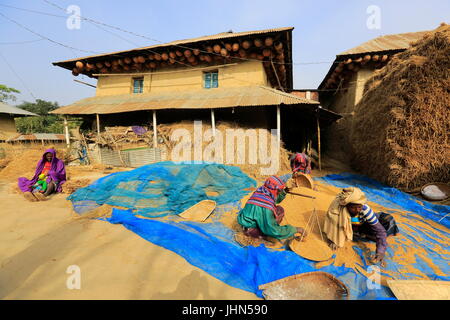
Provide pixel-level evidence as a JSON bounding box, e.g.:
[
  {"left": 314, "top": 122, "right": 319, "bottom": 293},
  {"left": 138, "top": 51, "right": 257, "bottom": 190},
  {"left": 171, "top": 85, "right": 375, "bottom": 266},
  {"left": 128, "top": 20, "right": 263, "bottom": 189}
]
[{"left": 350, "top": 24, "right": 450, "bottom": 190}]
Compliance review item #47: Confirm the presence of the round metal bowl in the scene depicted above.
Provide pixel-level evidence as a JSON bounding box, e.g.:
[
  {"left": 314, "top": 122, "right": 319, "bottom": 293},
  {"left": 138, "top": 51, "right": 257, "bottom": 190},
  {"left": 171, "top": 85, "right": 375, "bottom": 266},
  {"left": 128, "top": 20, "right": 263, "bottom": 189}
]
[{"left": 420, "top": 183, "right": 450, "bottom": 201}]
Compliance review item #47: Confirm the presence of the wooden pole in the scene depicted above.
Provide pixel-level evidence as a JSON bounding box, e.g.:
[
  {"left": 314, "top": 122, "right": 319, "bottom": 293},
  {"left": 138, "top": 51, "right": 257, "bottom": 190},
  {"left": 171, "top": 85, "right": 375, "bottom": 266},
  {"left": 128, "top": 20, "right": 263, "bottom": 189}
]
[
  {"left": 153, "top": 110, "right": 157, "bottom": 148},
  {"left": 211, "top": 109, "right": 216, "bottom": 137},
  {"left": 96, "top": 113, "right": 102, "bottom": 164},
  {"left": 63, "top": 116, "right": 70, "bottom": 148},
  {"left": 316, "top": 110, "right": 322, "bottom": 171},
  {"left": 277, "top": 105, "right": 281, "bottom": 150},
  {"left": 96, "top": 113, "right": 101, "bottom": 136}
]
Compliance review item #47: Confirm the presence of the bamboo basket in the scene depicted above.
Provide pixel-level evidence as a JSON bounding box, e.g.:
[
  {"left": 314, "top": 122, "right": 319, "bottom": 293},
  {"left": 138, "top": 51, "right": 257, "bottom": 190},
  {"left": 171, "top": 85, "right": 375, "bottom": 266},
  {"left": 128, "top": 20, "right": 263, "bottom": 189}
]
[
  {"left": 289, "top": 236, "right": 333, "bottom": 262},
  {"left": 178, "top": 199, "right": 216, "bottom": 222},
  {"left": 293, "top": 173, "right": 314, "bottom": 189},
  {"left": 259, "top": 271, "right": 349, "bottom": 300}
]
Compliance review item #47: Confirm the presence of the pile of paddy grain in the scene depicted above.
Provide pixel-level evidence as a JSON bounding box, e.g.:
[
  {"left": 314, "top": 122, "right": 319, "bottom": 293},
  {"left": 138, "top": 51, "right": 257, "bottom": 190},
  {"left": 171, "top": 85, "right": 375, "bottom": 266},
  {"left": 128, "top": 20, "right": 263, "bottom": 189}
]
[
  {"left": 350, "top": 24, "right": 450, "bottom": 190},
  {"left": 0, "top": 147, "right": 68, "bottom": 182},
  {"left": 158, "top": 120, "right": 292, "bottom": 181}
]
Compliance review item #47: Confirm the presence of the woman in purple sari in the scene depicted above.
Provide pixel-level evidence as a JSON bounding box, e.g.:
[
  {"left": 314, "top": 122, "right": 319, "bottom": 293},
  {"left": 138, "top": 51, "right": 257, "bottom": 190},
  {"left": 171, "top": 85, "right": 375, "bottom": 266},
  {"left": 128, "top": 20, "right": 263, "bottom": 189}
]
[{"left": 18, "top": 148, "right": 66, "bottom": 201}]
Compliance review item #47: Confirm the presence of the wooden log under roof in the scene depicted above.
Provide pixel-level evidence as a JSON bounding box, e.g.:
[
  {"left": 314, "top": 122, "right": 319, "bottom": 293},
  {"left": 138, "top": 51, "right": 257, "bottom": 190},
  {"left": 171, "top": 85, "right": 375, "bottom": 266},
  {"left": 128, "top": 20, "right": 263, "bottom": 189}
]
[
  {"left": 265, "top": 37, "right": 273, "bottom": 47},
  {"left": 75, "top": 61, "right": 84, "bottom": 69},
  {"left": 242, "top": 40, "right": 251, "bottom": 49},
  {"left": 254, "top": 38, "right": 263, "bottom": 47},
  {"left": 262, "top": 48, "right": 272, "bottom": 57},
  {"left": 232, "top": 43, "right": 239, "bottom": 51},
  {"left": 274, "top": 41, "right": 283, "bottom": 52},
  {"left": 213, "top": 44, "right": 221, "bottom": 54}
]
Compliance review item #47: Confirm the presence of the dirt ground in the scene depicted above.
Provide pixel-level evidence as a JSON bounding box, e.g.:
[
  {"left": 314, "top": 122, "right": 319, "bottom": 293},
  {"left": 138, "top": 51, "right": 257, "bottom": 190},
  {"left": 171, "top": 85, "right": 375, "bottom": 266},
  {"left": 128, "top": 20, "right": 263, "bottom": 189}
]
[{"left": 0, "top": 176, "right": 258, "bottom": 300}]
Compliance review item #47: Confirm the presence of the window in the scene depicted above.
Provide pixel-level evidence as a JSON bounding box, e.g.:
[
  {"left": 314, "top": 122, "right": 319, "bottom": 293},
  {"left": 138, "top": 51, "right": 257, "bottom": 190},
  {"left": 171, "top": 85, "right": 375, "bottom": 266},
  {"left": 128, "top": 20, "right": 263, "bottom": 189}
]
[
  {"left": 133, "top": 77, "right": 144, "bottom": 93},
  {"left": 204, "top": 71, "right": 218, "bottom": 89}
]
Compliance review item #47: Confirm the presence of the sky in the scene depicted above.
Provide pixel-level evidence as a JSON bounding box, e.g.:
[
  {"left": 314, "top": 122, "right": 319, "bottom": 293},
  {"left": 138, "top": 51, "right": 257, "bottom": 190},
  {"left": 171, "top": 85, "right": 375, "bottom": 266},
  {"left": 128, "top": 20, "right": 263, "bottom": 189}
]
[{"left": 0, "top": 0, "right": 449, "bottom": 106}]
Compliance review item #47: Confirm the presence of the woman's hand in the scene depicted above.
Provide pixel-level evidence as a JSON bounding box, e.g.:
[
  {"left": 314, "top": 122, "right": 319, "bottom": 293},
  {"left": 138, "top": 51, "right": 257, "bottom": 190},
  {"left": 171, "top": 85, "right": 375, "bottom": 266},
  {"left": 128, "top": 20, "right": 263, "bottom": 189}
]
[
  {"left": 294, "top": 227, "right": 308, "bottom": 241},
  {"left": 370, "top": 252, "right": 385, "bottom": 265},
  {"left": 328, "top": 241, "right": 338, "bottom": 250}
]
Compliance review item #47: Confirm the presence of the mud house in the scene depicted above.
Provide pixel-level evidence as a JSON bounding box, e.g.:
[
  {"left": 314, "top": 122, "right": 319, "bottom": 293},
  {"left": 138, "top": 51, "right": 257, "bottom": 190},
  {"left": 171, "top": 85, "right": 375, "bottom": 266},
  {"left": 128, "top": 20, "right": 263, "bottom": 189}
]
[
  {"left": 50, "top": 27, "right": 340, "bottom": 168},
  {"left": 0, "top": 102, "right": 37, "bottom": 142},
  {"left": 318, "top": 30, "right": 429, "bottom": 163}
]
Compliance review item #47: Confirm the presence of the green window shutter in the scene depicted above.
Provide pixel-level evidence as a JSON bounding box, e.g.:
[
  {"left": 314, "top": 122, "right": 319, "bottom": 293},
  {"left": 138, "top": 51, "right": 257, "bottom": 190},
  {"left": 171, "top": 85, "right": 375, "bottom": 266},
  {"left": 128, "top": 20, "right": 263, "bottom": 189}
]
[
  {"left": 204, "top": 73, "right": 211, "bottom": 89},
  {"left": 212, "top": 72, "right": 218, "bottom": 88},
  {"left": 133, "top": 79, "right": 143, "bottom": 93}
]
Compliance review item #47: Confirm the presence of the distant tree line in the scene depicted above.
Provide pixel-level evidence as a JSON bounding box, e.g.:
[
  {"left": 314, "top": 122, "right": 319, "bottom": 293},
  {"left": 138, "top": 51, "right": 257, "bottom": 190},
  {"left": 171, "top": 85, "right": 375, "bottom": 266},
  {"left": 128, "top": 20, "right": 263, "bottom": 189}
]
[{"left": 1, "top": 84, "right": 80, "bottom": 134}]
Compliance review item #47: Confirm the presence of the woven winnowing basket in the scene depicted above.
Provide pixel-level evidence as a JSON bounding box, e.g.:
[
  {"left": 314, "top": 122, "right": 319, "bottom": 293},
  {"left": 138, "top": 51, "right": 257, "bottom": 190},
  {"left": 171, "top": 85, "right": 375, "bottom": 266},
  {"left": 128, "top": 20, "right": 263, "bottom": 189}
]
[
  {"left": 294, "top": 173, "right": 314, "bottom": 189},
  {"left": 259, "top": 272, "right": 349, "bottom": 300},
  {"left": 178, "top": 200, "right": 217, "bottom": 222}
]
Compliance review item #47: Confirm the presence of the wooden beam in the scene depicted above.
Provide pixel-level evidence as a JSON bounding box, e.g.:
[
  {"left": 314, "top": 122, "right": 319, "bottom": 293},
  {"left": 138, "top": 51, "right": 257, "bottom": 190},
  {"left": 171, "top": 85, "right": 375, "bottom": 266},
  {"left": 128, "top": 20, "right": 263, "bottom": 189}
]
[
  {"left": 73, "top": 79, "right": 97, "bottom": 88},
  {"left": 211, "top": 109, "right": 216, "bottom": 137},
  {"left": 316, "top": 110, "right": 322, "bottom": 171},
  {"left": 63, "top": 116, "right": 70, "bottom": 148},
  {"left": 96, "top": 113, "right": 101, "bottom": 136},
  {"left": 96, "top": 113, "right": 102, "bottom": 164},
  {"left": 153, "top": 110, "right": 157, "bottom": 147},
  {"left": 277, "top": 105, "right": 281, "bottom": 150}
]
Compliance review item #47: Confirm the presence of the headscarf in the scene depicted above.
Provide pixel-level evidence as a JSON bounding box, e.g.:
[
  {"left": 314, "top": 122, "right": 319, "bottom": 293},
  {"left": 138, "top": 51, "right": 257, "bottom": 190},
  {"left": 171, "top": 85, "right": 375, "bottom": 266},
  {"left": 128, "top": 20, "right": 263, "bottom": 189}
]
[
  {"left": 290, "top": 153, "right": 311, "bottom": 174},
  {"left": 18, "top": 148, "right": 66, "bottom": 193},
  {"left": 247, "top": 176, "right": 286, "bottom": 215},
  {"left": 323, "top": 187, "right": 367, "bottom": 248}
]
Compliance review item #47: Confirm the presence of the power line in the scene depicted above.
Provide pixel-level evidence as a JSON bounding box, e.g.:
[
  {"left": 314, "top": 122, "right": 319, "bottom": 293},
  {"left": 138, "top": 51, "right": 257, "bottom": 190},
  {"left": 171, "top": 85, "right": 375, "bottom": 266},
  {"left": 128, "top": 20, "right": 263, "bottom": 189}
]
[
  {"left": 0, "top": 51, "right": 37, "bottom": 101},
  {"left": 0, "top": 11, "right": 101, "bottom": 54},
  {"left": 3, "top": 1, "right": 337, "bottom": 67},
  {"left": 0, "top": 3, "right": 66, "bottom": 18},
  {"left": 0, "top": 38, "right": 45, "bottom": 45},
  {"left": 41, "top": 0, "right": 336, "bottom": 67}
]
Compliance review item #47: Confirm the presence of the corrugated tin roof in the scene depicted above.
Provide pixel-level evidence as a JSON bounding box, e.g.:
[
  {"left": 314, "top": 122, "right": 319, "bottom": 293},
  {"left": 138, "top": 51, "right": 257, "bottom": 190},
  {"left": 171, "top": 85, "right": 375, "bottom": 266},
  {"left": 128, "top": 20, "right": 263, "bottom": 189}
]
[
  {"left": 53, "top": 27, "right": 294, "bottom": 64},
  {"left": 50, "top": 86, "right": 319, "bottom": 116},
  {"left": 0, "top": 102, "right": 38, "bottom": 117},
  {"left": 7, "top": 133, "right": 66, "bottom": 142},
  {"left": 339, "top": 30, "right": 429, "bottom": 56},
  {"left": 318, "top": 30, "right": 429, "bottom": 89}
]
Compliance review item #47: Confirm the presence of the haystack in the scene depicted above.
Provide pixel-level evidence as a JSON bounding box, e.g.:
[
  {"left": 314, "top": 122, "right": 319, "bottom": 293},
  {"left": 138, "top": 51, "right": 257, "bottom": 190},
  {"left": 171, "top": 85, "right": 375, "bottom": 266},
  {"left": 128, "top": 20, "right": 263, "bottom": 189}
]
[{"left": 350, "top": 24, "right": 450, "bottom": 190}]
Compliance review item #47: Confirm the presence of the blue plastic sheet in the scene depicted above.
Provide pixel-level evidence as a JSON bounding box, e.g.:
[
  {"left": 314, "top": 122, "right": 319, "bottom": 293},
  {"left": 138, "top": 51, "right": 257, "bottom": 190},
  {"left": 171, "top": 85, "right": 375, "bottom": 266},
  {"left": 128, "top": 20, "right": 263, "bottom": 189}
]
[{"left": 70, "top": 165, "right": 450, "bottom": 299}]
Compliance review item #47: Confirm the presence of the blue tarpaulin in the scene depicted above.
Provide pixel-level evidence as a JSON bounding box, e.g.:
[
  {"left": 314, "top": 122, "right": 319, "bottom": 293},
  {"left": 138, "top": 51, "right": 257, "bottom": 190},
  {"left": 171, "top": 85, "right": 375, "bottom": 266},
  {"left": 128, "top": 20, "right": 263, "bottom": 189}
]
[{"left": 69, "top": 163, "right": 450, "bottom": 299}]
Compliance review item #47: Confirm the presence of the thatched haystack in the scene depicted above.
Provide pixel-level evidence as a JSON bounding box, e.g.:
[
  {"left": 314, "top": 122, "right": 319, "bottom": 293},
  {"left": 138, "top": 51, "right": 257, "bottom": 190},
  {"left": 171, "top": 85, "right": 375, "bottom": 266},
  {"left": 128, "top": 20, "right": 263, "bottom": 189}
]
[{"left": 351, "top": 24, "right": 450, "bottom": 190}]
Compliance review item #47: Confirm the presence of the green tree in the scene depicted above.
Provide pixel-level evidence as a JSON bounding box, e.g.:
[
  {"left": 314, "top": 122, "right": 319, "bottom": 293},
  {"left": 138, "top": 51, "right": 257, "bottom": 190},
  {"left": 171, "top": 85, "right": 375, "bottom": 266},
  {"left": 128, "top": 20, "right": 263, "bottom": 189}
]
[
  {"left": 15, "top": 99, "right": 68, "bottom": 134},
  {"left": 0, "top": 84, "right": 20, "bottom": 102}
]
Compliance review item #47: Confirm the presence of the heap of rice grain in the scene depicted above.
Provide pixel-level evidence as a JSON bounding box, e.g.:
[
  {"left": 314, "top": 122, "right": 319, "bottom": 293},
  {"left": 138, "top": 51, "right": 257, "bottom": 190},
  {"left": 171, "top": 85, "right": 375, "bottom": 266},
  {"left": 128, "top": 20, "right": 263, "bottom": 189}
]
[{"left": 158, "top": 121, "right": 292, "bottom": 181}]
